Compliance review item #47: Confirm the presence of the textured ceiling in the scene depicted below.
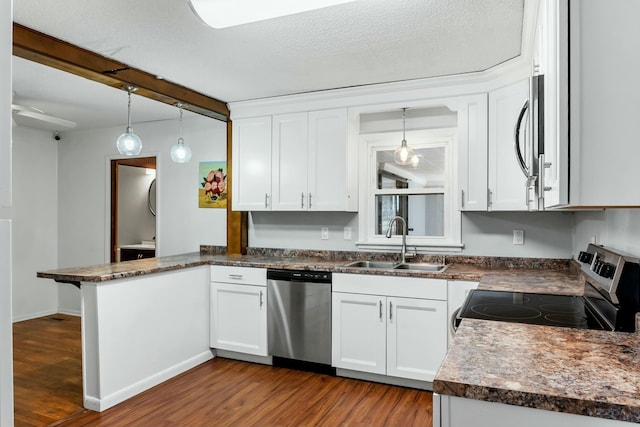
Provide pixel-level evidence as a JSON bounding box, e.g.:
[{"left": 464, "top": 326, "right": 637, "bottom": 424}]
[{"left": 11, "top": 0, "right": 525, "bottom": 129}]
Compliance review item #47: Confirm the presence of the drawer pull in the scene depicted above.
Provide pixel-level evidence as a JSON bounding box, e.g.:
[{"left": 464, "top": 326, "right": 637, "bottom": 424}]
[
  {"left": 228, "top": 274, "right": 243, "bottom": 280},
  {"left": 259, "top": 290, "right": 264, "bottom": 307}
]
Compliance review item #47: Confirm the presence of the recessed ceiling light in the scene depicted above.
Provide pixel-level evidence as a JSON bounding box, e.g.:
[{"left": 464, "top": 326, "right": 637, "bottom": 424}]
[{"left": 188, "top": 0, "right": 356, "bottom": 29}]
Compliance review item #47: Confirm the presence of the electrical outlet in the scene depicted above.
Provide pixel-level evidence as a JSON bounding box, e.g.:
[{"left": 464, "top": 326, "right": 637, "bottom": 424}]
[
  {"left": 321, "top": 227, "right": 329, "bottom": 240},
  {"left": 343, "top": 227, "right": 352, "bottom": 240},
  {"left": 513, "top": 229, "right": 524, "bottom": 245}
]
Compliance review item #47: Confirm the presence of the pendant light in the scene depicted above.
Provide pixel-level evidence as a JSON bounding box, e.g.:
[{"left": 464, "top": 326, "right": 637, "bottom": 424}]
[
  {"left": 170, "top": 104, "right": 192, "bottom": 163},
  {"left": 116, "top": 86, "right": 143, "bottom": 156},
  {"left": 394, "top": 108, "right": 414, "bottom": 165}
]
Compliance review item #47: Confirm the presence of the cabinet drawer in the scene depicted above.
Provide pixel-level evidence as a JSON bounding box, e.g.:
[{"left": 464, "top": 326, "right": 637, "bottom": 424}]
[
  {"left": 210, "top": 265, "right": 266, "bottom": 286},
  {"left": 333, "top": 273, "right": 446, "bottom": 300},
  {"left": 120, "top": 248, "right": 155, "bottom": 261}
]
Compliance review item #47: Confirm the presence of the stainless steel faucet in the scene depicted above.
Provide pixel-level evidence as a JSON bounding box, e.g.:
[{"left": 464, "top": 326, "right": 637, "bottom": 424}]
[{"left": 386, "top": 216, "right": 408, "bottom": 263}]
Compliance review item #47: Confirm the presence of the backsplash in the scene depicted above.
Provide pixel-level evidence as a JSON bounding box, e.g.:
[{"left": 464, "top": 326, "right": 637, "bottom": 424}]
[{"left": 200, "top": 245, "right": 572, "bottom": 270}]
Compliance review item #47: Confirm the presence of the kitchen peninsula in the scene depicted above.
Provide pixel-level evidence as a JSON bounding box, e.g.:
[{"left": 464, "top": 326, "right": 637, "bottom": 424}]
[{"left": 38, "top": 248, "right": 640, "bottom": 425}]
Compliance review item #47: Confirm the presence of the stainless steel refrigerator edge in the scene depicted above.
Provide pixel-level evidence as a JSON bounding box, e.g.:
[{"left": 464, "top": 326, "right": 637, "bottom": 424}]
[{"left": 267, "top": 270, "right": 332, "bottom": 365}]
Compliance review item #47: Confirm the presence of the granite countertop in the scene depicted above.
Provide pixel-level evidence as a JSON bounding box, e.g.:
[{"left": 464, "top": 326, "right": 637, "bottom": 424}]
[
  {"left": 434, "top": 319, "right": 640, "bottom": 423},
  {"left": 434, "top": 267, "right": 640, "bottom": 424},
  {"left": 36, "top": 248, "right": 574, "bottom": 284}
]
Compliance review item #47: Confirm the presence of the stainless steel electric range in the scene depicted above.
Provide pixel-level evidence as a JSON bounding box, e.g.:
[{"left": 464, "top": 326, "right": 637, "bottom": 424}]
[{"left": 455, "top": 244, "right": 640, "bottom": 332}]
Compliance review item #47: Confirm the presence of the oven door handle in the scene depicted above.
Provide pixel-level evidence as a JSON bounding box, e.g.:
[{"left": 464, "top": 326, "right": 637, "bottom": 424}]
[{"left": 450, "top": 307, "right": 461, "bottom": 336}]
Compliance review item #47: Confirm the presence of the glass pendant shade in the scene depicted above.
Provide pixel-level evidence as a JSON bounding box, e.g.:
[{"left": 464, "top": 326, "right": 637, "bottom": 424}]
[
  {"left": 394, "top": 139, "right": 415, "bottom": 165},
  {"left": 170, "top": 106, "right": 192, "bottom": 163},
  {"left": 116, "top": 128, "right": 143, "bottom": 156},
  {"left": 170, "top": 138, "right": 192, "bottom": 163},
  {"left": 116, "top": 86, "right": 142, "bottom": 156}
]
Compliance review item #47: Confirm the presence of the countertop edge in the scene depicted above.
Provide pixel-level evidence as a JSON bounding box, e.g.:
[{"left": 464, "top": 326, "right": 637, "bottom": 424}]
[{"left": 433, "top": 379, "right": 640, "bottom": 423}]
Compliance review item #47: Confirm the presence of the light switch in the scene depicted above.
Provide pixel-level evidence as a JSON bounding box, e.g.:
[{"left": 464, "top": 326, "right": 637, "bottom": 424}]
[{"left": 321, "top": 227, "right": 329, "bottom": 240}]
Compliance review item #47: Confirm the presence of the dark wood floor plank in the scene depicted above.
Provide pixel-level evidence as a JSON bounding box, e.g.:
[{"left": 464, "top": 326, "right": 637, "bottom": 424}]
[{"left": 14, "top": 315, "right": 433, "bottom": 427}]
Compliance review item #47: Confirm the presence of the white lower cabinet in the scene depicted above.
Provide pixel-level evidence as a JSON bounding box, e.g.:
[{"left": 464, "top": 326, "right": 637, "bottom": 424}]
[
  {"left": 434, "top": 394, "right": 634, "bottom": 427},
  {"left": 332, "top": 273, "right": 447, "bottom": 382},
  {"left": 386, "top": 296, "right": 447, "bottom": 381},
  {"left": 332, "top": 292, "right": 387, "bottom": 375},
  {"left": 210, "top": 266, "right": 268, "bottom": 356}
]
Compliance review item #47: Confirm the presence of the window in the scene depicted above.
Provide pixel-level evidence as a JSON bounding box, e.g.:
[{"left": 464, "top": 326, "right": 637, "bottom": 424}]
[{"left": 358, "top": 128, "right": 461, "bottom": 251}]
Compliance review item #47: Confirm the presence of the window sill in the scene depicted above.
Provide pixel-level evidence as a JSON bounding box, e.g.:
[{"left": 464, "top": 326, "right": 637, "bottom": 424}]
[{"left": 355, "top": 241, "right": 464, "bottom": 253}]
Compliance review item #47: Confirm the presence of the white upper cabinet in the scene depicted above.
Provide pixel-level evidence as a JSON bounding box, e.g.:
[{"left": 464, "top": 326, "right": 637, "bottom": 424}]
[
  {"left": 535, "top": 0, "right": 569, "bottom": 209},
  {"left": 232, "top": 116, "right": 272, "bottom": 211},
  {"left": 271, "top": 112, "right": 309, "bottom": 210},
  {"left": 568, "top": 0, "right": 640, "bottom": 207},
  {"left": 488, "top": 79, "right": 530, "bottom": 211},
  {"left": 232, "top": 108, "right": 356, "bottom": 211},
  {"left": 536, "top": 0, "right": 640, "bottom": 208},
  {"left": 307, "top": 109, "right": 353, "bottom": 211},
  {"left": 457, "top": 94, "right": 488, "bottom": 211}
]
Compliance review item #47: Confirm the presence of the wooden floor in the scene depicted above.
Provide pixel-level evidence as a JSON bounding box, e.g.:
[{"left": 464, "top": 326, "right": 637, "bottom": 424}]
[
  {"left": 13, "top": 314, "right": 84, "bottom": 427},
  {"left": 14, "top": 315, "right": 433, "bottom": 427}
]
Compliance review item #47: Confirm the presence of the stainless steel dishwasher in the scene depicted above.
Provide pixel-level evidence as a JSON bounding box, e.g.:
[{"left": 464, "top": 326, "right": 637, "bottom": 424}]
[{"left": 267, "top": 269, "right": 332, "bottom": 366}]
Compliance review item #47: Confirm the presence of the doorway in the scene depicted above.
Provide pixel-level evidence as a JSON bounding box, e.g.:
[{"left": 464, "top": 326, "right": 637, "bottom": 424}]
[{"left": 110, "top": 157, "right": 157, "bottom": 263}]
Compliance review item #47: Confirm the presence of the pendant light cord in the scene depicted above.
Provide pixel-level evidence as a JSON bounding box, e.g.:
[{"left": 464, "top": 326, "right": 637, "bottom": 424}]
[
  {"left": 178, "top": 108, "right": 184, "bottom": 143},
  {"left": 402, "top": 108, "right": 406, "bottom": 142},
  {"left": 126, "top": 87, "right": 133, "bottom": 132}
]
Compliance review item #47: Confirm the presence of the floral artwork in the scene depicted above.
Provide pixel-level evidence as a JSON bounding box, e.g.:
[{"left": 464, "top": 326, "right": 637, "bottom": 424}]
[{"left": 199, "top": 161, "right": 227, "bottom": 208}]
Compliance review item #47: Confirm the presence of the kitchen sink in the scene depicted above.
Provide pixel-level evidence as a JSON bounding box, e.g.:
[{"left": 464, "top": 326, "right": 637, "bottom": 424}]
[
  {"left": 343, "top": 260, "right": 448, "bottom": 273},
  {"left": 343, "top": 260, "right": 398, "bottom": 269},
  {"left": 392, "top": 263, "right": 449, "bottom": 272}
]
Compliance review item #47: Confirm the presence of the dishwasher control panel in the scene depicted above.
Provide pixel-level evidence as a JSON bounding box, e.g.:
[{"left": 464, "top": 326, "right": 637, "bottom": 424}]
[{"left": 267, "top": 269, "right": 332, "bottom": 283}]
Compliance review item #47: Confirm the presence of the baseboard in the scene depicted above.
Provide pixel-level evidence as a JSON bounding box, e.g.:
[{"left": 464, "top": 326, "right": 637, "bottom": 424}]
[
  {"left": 84, "top": 349, "right": 214, "bottom": 412},
  {"left": 12, "top": 309, "right": 58, "bottom": 323},
  {"left": 335, "top": 368, "right": 433, "bottom": 391},
  {"left": 57, "top": 308, "right": 81, "bottom": 317},
  {"left": 215, "top": 349, "right": 273, "bottom": 365}
]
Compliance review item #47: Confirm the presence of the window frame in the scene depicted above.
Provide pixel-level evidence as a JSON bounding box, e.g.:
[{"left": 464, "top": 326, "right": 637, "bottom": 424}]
[{"left": 357, "top": 127, "right": 462, "bottom": 251}]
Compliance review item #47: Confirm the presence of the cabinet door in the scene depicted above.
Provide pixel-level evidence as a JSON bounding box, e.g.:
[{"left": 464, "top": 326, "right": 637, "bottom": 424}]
[
  {"left": 232, "top": 116, "right": 272, "bottom": 211},
  {"left": 307, "top": 108, "right": 349, "bottom": 211},
  {"left": 457, "top": 94, "right": 488, "bottom": 211},
  {"left": 331, "top": 292, "right": 386, "bottom": 375},
  {"left": 539, "top": 0, "right": 569, "bottom": 208},
  {"left": 488, "top": 79, "right": 530, "bottom": 211},
  {"left": 210, "top": 282, "right": 267, "bottom": 356},
  {"left": 387, "top": 297, "right": 447, "bottom": 382},
  {"left": 271, "top": 112, "right": 309, "bottom": 211}
]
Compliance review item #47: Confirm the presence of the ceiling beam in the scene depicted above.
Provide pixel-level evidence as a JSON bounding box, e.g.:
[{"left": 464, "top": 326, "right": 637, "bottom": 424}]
[{"left": 12, "top": 23, "right": 230, "bottom": 121}]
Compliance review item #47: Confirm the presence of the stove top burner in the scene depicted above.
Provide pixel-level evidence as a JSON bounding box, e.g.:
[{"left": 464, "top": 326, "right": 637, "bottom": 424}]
[{"left": 457, "top": 290, "right": 599, "bottom": 330}]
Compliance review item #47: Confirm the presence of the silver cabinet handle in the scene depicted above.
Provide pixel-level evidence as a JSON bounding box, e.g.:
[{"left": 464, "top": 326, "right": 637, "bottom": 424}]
[
  {"left": 379, "top": 300, "right": 383, "bottom": 320},
  {"left": 259, "top": 290, "right": 264, "bottom": 307},
  {"left": 389, "top": 301, "right": 393, "bottom": 321},
  {"left": 308, "top": 193, "right": 312, "bottom": 209},
  {"left": 228, "top": 274, "right": 243, "bottom": 280},
  {"left": 301, "top": 192, "right": 305, "bottom": 209},
  {"left": 460, "top": 189, "right": 465, "bottom": 209},
  {"left": 487, "top": 189, "right": 493, "bottom": 208},
  {"left": 265, "top": 193, "right": 269, "bottom": 208}
]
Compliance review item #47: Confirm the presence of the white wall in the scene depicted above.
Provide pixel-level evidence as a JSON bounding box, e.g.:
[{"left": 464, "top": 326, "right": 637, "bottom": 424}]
[
  {"left": 57, "top": 115, "right": 227, "bottom": 313},
  {"left": 118, "top": 165, "right": 156, "bottom": 247},
  {"left": 10, "top": 127, "right": 59, "bottom": 321},
  {"left": 248, "top": 210, "right": 576, "bottom": 258},
  {"left": 573, "top": 210, "right": 640, "bottom": 257},
  {"left": 0, "top": 0, "right": 13, "bottom": 424}
]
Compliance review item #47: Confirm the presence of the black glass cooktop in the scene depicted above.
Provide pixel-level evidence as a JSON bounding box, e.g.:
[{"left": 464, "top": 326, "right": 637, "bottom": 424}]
[{"left": 456, "top": 290, "right": 606, "bottom": 330}]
